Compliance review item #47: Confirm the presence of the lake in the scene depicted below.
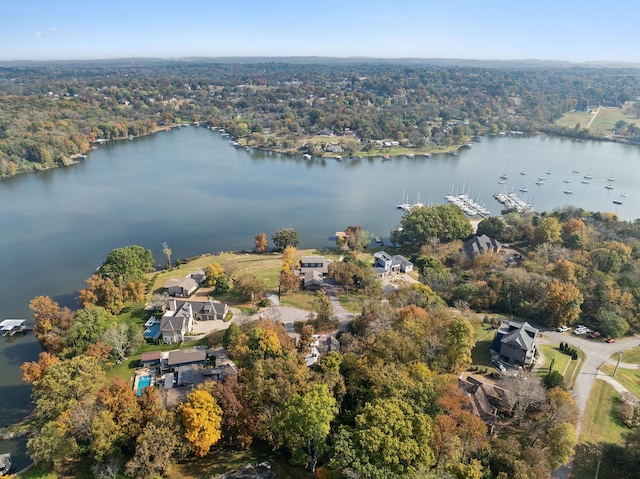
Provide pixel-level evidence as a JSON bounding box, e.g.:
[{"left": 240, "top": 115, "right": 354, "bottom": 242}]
[{"left": 1, "top": 126, "right": 640, "bottom": 464}]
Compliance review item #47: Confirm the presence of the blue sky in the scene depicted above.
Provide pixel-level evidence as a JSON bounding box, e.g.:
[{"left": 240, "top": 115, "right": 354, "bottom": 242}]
[{"left": 1, "top": 0, "right": 639, "bottom": 62}]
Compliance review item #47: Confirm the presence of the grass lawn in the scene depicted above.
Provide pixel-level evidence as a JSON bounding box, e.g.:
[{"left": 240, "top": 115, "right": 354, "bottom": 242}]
[
  {"left": 537, "top": 344, "right": 584, "bottom": 389},
  {"left": 106, "top": 337, "right": 209, "bottom": 381},
  {"left": 616, "top": 346, "right": 640, "bottom": 364},
  {"left": 337, "top": 291, "right": 363, "bottom": 314},
  {"left": 555, "top": 111, "right": 593, "bottom": 130},
  {"left": 570, "top": 380, "right": 629, "bottom": 479},
  {"left": 17, "top": 465, "right": 58, "bottom": 479},
  {"left": 471, "top": 326, "right": 496, "bottom": 369},
  {"left": 554, "top": 103, "right": 639, "bottom": 137},
  {"left": 600, "top": 364, "right": 640, "bottom": 398},
  {"left": 167, "top": 441, "right": 312, "bottom": 479}
]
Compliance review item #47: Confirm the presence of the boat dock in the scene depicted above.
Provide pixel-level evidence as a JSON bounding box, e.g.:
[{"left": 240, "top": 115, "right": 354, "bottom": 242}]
[
  {"left": 0, "top": 319, "right": 28, "bottom": 336},
  {"left": 0, "top": 453, "right": 11, "bottom": 476},
  {"left": 445, "top": 194, "right": 490, "bottom": 217},
  {"left": 493, "top": 193, "right": 533, "bottom": 213}
]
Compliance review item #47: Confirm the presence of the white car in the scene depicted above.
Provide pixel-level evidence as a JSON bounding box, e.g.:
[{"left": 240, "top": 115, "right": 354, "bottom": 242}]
[
  {"left": 557, "top": 326, "right": 570, "bottom": 332},
  {"left": 574, "top": 328, "right": 587, "bottom": 335}
]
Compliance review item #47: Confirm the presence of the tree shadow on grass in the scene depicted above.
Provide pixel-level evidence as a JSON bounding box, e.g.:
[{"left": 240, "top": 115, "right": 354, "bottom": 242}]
[{"left": 571, "top": 441, "right": 634, "bottom": 479}]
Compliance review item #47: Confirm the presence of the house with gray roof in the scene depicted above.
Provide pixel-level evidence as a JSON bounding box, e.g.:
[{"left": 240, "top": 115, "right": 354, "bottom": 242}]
[
  {"left": 463, "top": 234, "right": 502, "bottom": 259},
  {"left": 373, "top": 251, "right": 413, "bottom": 275},
  {"left": 300, "top": 256, "right": 332, "bottom": 275},
  {"left": 164, "top": 276, "right": 198, "bottom": 297},
  {"left": 491, "top": 320, "right": 538, "bottom": 366},
  {"left": 160, "top": 299, "right": 229, "bottom": 343}
]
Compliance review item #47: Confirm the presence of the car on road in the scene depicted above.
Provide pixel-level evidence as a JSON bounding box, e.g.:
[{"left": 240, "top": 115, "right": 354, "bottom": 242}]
[{"left": 605, "top": 338, "right": 616, "bottom": 343}]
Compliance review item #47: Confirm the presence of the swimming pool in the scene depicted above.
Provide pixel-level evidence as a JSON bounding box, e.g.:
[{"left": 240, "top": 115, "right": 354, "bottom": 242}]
[{"left": 136, "top": 375, "right": 152, "bottom": 396}]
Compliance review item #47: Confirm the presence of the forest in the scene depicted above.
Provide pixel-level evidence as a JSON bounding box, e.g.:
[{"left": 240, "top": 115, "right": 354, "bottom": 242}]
[
  {"left": 18, "top": 205, "right": 640, "bottom": 479},
  {"left": 1, "top": 59, "right": 640, "bottom": 176}
]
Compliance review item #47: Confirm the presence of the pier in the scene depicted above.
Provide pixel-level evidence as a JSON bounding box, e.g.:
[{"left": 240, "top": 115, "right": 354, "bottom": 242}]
[
  {"left": 445, "top": 194, "right": 491, "bottom": 217},
  {"left": 493, "top": 193, "right": 533, "bottom": 213}
]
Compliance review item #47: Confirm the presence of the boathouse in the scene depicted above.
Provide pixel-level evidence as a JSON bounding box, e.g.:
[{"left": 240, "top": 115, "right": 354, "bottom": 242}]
[{"left": 0, "top": 319, "right": 26, "bottom": 336}]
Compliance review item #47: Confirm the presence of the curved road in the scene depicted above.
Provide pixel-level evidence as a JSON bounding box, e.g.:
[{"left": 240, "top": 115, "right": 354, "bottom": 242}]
[{"left": 537, "top": 328, "right": 640, "bottom": 432}]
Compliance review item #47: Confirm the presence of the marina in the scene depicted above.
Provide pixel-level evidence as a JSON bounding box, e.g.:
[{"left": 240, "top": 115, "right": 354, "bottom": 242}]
[
  {"left": 444, "top": 193, "right": 491, "bottom": 217},
  {"left": 493, "top": 193, "right": 533, "bottom": 213}
]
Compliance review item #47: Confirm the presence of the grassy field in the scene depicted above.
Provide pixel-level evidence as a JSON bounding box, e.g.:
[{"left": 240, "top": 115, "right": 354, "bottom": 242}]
[
  {"left": 600, "top": 364, "right": 640, "bottom": 398},
  {"left": 537, "top": 344, "right": 584, "bottom": 389},
  {"left": 149, "top": 249, "right": 344, "bottom": 312},
  {"left": 570, "top": 380, "right": 629, "bottom": 479},
  {"left": 616, "top": 346, "right": 640, "bottom": 364},
  {"left": 554, "top": 103, "right": 639, "bottom": 137},
  {"left": 167, "top": 441, "right": 312, "bottom": 479}
]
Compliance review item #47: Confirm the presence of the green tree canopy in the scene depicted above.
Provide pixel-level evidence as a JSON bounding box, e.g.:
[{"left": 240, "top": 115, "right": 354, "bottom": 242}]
[
  {"left": 273, "top": 383, "right": 338, "bottom": 472},
  {"left": 399, "top": 205, "right": 471, "bottom": 246},
  {"left": 97, "top": 245, "right": 154, "bottom": 285},
  {"left": 272, "top": 228, "right": 300, "bottom": 251}
]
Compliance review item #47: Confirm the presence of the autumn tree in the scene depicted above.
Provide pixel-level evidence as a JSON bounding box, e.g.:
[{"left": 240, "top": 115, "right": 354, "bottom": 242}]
[
  {"left": 204, "top": 262, "right": 230, "bottom": 294},
  {"left": 533, "top": 217, "right": 562, "bottom": 245},
  {"left": 21, "top": 351, "right": 60, "bottom": 384},
  {"left": 31, "top": 355, "right": 106, "bottom": 423},
  {"left": 439, "top": 317, "right": 475, "bottom": 373},
  {"left": 279, "top": 245, "right": 299, "bottom": 292},
  {"left": 344, "top": 225, "right": 373, "bottom": 251},
  {"left": 212, "top": 376, "right": 255, "bottom": 448},
  {"left": 254, "top": 232, "right": 268, "bottom": 253},
  {"left": 125, "top": 411, "right": 179, "bottom": 479},
  {"left": 234, "top": 273, "right": 267, "bottom": 303},
  {"left": 29, "top": 296, "right": 75, "bottom": 353},
  {"left": 273, "top": 383, "right": 338, "bottom": 472},
  {"left": 545, "top": 280, "right": 583, "bottom": 327},
  {"left": 161, "top": 241, "right": 172, "bottom": 269},
  {"left": 178, "top": 388, "right": 223, "bottom": 457},
  {"left": 78, "top": 275, "right": 125, "bottom": 314}
]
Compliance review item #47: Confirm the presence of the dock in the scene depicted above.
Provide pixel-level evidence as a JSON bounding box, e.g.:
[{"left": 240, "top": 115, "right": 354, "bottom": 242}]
[
  {"left": 0, "top": 319, "right": 27, "bottom": 336},
  {"left": 0, "top": 453, "right": 11, "bottom": 476},
  {"left": 445, "top": 194, "right": 490, "bottom": 217},
  {"left": 493, "top": 193, "right": 533, "bottom": 213}
]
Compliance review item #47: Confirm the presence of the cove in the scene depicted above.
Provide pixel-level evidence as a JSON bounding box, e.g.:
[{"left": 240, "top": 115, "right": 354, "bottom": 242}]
[{"left": 1, "top": 126, "right": 640, "bottom": 438}]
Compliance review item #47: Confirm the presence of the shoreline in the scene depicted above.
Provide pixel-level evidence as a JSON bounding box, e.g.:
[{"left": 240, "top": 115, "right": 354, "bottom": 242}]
[{"left": 2, "top": 126, "right": 638, "bottom": 180}]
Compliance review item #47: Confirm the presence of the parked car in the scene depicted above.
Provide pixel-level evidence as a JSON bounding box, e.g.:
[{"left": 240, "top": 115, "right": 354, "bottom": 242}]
[
  {"left": 557, "top": 325, "right": 571, "bottom": 332},
  {"left": 589, "top": 331, "right": 601, "bottom": 339},
  {"left": 574, "top": 328, "right": 587, "bottom": 335},
  {"left": 605, "top": 338, "right": 616, "bottom": 343},
  {"left": 492, "top": 359, "right": 507, "bottom": 372}
]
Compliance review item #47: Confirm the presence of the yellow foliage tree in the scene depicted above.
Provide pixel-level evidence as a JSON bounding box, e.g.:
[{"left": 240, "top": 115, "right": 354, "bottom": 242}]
[{"left": 178, "top": 389, "right": 223, "bottom": 457}]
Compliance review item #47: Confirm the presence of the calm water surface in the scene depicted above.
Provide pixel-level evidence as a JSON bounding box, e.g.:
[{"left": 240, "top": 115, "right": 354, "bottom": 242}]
[{"left": 1, "top": 126, "right": 640, "bottom": 462}]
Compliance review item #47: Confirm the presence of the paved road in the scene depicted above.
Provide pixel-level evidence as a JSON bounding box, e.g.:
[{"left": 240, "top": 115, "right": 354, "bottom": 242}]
[{"left": 537, "top": 328, "right": 640, "bottom": 433}]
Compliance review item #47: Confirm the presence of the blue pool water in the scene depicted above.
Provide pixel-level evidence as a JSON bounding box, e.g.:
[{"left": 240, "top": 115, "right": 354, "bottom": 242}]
[
  {"left": 143, "top": 322, "right": 161, "bottom": 340},
  {"left": 136, "top": 375, "right": 152, "bottom": 396}
]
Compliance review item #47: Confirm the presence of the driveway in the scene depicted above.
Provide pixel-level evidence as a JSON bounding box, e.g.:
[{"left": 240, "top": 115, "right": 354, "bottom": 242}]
[{"left": 537, "top": 328, "right": 640, "bottom": 432}]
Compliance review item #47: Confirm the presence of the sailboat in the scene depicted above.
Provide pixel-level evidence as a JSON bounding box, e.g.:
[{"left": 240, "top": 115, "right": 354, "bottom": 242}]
[{"left": 396, "top": 190, "right": 410, "bottom": 210}]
